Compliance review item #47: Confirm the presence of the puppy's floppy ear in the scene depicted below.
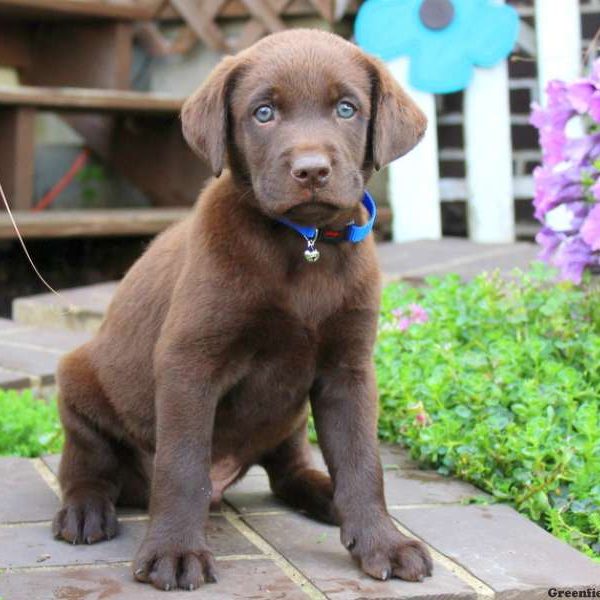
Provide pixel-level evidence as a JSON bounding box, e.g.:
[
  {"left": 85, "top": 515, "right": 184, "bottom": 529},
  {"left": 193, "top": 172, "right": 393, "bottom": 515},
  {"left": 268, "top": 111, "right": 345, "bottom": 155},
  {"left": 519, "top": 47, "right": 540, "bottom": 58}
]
[
  {"left": 181, "top": 55, "right": 240, "bottom": 177},
  {"left": 365, "top": 56, "right": 427, "bottom": 171}
]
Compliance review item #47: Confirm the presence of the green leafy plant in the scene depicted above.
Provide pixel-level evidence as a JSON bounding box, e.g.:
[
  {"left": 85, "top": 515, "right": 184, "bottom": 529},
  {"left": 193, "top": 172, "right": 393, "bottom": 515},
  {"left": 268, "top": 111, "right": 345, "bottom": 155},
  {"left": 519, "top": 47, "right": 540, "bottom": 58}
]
[
  {"left": 76, "top": 163, "right": 106, "bottom": 207},
  {"left": 376, "top": 264, "right": 600, "bottom": 560},
  {"left": 0, "top": 389, "right": 63, "bottom": 457}
]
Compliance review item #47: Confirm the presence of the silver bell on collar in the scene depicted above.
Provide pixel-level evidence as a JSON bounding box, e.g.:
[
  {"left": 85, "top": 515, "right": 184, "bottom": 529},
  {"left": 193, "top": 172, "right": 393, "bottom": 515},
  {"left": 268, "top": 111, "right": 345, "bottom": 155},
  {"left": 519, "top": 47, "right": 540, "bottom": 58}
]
[
  {"left": 303, "top": 234, "right": 320, "bottom": 263},
  {"left": 304, "top": 247, "right": 320, "bottom": 262}
]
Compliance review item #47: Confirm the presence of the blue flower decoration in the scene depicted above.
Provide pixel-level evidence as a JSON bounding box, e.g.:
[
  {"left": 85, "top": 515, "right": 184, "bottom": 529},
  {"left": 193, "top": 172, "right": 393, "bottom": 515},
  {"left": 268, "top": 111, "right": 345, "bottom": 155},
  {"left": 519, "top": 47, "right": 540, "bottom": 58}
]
[{"left": 355, "top": 0, "right": 519, "bottom": 94}]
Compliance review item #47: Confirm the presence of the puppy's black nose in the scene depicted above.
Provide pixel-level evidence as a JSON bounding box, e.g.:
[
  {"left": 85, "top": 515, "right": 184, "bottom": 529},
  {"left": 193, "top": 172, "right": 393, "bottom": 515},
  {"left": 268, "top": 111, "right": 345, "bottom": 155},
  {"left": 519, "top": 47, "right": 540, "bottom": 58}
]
[{"left": 290, "top": 153, "right": 332, "bottom": 188}]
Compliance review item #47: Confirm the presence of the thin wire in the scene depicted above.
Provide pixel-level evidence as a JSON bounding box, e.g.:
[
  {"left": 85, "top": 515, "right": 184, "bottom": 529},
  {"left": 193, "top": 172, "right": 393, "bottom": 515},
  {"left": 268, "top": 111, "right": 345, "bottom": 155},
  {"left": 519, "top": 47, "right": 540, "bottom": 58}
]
[{"left": 0, "top": 179, "right": 74, "bottom": 312}]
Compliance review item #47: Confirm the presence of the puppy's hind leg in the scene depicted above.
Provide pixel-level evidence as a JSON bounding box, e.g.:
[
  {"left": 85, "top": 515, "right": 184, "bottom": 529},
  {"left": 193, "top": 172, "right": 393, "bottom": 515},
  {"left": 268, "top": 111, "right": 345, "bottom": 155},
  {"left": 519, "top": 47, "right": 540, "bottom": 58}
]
[
  {"left": 52, "top": 348, "right": 122, "bottom": 545},
  {"left": 261, "top": 422, "right": 338, "bottom": 525}
]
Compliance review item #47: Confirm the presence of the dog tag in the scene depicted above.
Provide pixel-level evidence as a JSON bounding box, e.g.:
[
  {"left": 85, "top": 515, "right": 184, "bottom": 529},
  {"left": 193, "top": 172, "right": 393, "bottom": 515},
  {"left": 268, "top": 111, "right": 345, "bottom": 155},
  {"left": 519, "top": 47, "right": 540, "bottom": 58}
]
[{"left": 304, "top": 236, "right": 320, "bottom": 263}]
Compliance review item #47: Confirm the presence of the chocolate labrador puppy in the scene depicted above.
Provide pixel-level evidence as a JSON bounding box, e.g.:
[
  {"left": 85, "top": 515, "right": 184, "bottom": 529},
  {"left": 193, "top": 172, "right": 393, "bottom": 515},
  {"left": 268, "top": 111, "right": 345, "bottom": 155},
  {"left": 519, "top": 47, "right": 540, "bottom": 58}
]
[{"left": 52, "top": 29, "right": 431, "bottom": 591}]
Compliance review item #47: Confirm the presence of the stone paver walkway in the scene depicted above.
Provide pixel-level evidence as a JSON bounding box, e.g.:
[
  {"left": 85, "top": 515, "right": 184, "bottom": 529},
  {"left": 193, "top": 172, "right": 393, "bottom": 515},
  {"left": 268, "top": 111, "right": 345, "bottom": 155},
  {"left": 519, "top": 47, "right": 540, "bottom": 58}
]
[
  {"left": 1, "top": 447, "right": 599, "bottom": 600},
  {"left": 0, "top": 318, "right": 90, "bottom": 389}
]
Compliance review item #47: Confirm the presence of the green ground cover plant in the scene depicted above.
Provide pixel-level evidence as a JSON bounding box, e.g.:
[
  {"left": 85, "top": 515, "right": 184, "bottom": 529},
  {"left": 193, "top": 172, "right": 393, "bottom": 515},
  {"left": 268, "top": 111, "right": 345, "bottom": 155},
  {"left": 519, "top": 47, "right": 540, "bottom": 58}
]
[
  {"left": 0, "top": 389, "right": 63, "bottom": 457},
  {"left": 377, "top": 265, "right": 600, "bottom": 561}
]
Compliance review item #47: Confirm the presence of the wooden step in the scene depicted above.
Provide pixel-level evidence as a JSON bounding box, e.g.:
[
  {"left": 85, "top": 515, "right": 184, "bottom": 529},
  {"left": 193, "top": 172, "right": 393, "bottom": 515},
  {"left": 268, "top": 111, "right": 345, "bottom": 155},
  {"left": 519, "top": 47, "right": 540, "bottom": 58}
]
[
  {"left": 0, "top": 208, "right": 189, "bottom": 239},
  {"left": 0, "top": 85, "right": 183, "bottom": 114},
  {"left": 0, "top": 87, "right": 203, "bottom": 212},
  {"left": 0, "top": 0, "right": 156, "bottom": 21}
]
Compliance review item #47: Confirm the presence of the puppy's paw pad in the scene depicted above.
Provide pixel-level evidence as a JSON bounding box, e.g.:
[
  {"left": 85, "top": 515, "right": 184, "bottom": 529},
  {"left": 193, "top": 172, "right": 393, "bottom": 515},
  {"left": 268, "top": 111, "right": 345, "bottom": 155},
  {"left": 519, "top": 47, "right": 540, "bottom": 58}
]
[
  {"left": 349, "top": 525, "right": 433, "bottom": 583},
  {"left": 390, "top": 539, "right": 433, "bottom": 582},
  {"left": 52, "top": 494, "right": 118, "bottom": 545},
  {"left": 133, "top": 543, "right": 217, "bottom": 591}
]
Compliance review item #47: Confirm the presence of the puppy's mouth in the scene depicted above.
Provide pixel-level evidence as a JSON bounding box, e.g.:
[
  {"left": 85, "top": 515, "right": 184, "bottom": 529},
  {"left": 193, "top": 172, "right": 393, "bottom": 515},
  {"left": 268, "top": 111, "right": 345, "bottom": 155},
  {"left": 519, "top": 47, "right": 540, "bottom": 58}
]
[{"left": 283, "top": 201, "right": 341, "bottom": 226}]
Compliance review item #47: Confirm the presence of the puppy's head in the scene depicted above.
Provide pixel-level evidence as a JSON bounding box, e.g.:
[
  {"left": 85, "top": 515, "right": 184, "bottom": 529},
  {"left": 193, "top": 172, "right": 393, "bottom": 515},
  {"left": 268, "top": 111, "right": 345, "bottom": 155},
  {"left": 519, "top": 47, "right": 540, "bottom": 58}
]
[{"left": 182, "top": 29, "right": 426, "bottom": 225}]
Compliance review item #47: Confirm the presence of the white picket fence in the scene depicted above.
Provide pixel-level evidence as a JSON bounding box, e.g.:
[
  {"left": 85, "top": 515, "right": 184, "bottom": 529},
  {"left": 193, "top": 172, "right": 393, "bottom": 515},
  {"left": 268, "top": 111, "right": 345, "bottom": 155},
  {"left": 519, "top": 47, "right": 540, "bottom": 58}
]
[{"left": 388, "top": 0, "right": 584, "bottom": 243}]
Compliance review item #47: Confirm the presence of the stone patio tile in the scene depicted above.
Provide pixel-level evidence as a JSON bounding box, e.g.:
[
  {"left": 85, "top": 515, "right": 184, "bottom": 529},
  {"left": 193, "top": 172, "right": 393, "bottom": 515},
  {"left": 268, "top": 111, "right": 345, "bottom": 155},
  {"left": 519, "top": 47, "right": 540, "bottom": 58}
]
[
  {"left": 0, "top": 318, "right": 32, "bottom": 336},
  {"left": 0, "top": 326, "right": 91, "bottom": 351},
  {"left": 44, "top": 454, "right": 268, "bottom": 518},
  {"left": 378, "top": 239, "right": 495, "bottom": 279},
  {"left": 0, "top": 366, "right": 30, "bottom": 389},
  {"left": 0, "top": 343, "right": 60, "bottom": 384},
  {"left": 384, "top": 469, "right": 486, "bottom": 507},
  {"left": 377, "top": 239, "right": 537, "bottom": 281},
  {"left": 311, "top": 443, "right": 419, "bottom": 472},
  {"left": 310, "top": 444, "right": 421, "bottom": 478},
  {"left": 45, "top": 445, "right": 418, "bottom": 483},
  {"left": 391, "top": 504, "right": 600, "bottom": 600},
  {"left": 12, "top": 281, "right": 117, "bottom": 333},
  {"left": 42, "top": 456, "right": 281, "bottom": 479},
  {"left": 0, "top": 560, "right": 309, "bottom": 600},
  {"left": 428, "top": 245, "right": 542, "bottom": 281},
  {"left": 226, "top": 451, "right": 481, "bottom": 515},
  {"left": 0, "top": 326, "right": 90, "bottom": 388},
  {"left": 379, "top": 444, "right": 420, "bottom": 470},
  {"left": 41, "top": 454, "right": 61, "bottom": 476},
  {"left": 244, "top": 512, "right": 477, "bottom": 599},
  {"left": 0, "top": 458, "right": 59, "bottom": 523},
  {"left": 0, "top": 516, "right": 260, "bottom": 570},
  {"left": 225, "top": 473, "right": 288, "bottom": 515}
]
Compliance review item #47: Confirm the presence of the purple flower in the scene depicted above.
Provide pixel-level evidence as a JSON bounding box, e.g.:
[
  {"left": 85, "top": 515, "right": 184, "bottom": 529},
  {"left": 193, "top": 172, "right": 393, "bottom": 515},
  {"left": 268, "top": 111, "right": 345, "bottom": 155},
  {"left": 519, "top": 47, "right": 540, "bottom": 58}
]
[
  {"left": 530, "top": 59, "right": 600, "bottom": 283},
  {"left": 392, "top": 304, "right": 429, "bottom": 331},
  {"left": 589, "top": 95, "right": 600, "bottom": 122},
  {"left": 568, "top": 201, "right": 592, "bottom": 231},
  {"left": 581, "top": 204, "right": 600, "bottom": 251},
  {"left": 591, "top": 179, "right": 600, "bottom": 201},
  {"left": 551, "top": 237, "right": 594, "bottom": 284},
  {"left": 565, "top": 133, "right": 600, "bottom": 165},
  {"left": 529, "top": 103, "right": 548, "bottom": 129},
  {"left": 536, "top": 227, "right": 563, "bottom": 262},
  {"left": 592, "top": 60, "right": 600, "bottom": 83},
  {"left": 577, "top": 65, "right": 600, "bottom": 121},
  {"left": 409, "top": 304, "right": 429, "bottom": 324},
  {"left": 542, "top": 130, "right": 568, "bottom": 166},
  {"left": 567, "top": 80, "right": 595, "bottom": 114},
  {"left": 532, "top": 164, "right": 584, "bottom": 221},
  {"left": 395, "top": 317, "right": 411, "bottom": 331}
]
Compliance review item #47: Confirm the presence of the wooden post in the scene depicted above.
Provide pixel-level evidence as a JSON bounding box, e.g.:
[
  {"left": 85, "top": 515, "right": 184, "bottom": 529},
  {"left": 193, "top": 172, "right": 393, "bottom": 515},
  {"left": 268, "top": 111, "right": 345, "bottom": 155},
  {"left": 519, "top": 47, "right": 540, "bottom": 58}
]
[
  {"left": 0, "top": 108, "right": 35, "bottom": 210},
  {"left": 464, "top": 59, "right": 515, "bottom": 243},
  {"left": 387, "top": 57, "right": 441, "bottom": 242},
  {"left": 535, "top": 0, "right": 582, "bottom": 231}
]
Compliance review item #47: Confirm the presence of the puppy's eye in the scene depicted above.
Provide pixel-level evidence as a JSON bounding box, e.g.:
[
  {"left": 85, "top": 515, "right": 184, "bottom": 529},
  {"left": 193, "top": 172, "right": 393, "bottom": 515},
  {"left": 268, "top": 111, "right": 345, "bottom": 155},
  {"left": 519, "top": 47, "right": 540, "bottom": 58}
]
[
  {"left": 336, "top": 101, "right": 357, "bottom": 119},
  {"left": 254, "top": 105, "right": 275, "bottom": 123}
]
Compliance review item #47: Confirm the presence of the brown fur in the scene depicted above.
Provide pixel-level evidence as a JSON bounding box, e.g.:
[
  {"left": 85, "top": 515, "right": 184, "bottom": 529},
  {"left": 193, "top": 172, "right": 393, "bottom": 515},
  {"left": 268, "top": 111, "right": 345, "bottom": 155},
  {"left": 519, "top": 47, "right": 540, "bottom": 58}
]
[{"left": 53, "top": 29, "right": 432, "bottom": 591}]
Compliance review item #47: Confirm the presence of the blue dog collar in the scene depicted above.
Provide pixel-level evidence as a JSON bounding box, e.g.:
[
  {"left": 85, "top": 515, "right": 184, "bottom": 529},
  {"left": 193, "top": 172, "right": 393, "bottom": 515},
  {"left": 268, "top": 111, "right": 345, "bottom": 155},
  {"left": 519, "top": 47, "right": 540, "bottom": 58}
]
[
  {"left": 276, "top": 191, "right": 377, "bottom": 244},
  {"left": 276, "top": 191, "right": 377, "bottom": 263}
]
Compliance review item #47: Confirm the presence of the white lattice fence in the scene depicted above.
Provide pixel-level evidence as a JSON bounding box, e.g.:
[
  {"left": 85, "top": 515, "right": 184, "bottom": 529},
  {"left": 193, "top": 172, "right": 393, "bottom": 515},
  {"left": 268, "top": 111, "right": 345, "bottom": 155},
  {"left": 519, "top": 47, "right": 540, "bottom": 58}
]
[{"left": 387, "top": 0, "right": 584, "bottom": 243}]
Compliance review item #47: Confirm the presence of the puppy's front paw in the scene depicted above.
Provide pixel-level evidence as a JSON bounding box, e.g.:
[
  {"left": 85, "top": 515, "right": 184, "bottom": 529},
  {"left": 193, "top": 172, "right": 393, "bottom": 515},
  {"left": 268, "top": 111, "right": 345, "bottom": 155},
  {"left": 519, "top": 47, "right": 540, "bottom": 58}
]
[
  {"left": 133, "top": 533, "right": 217, "bottom": 591},
  {"left": 342, "top": 519, "right": 433, "bottom": 582},
  {"left": 52, "top": 491, "right": 118, "bottom": 545}
]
